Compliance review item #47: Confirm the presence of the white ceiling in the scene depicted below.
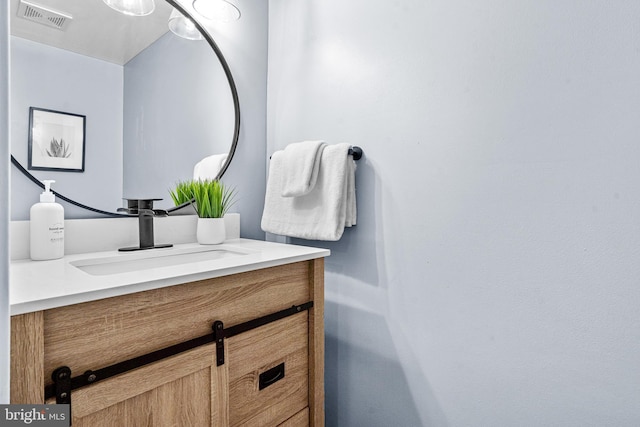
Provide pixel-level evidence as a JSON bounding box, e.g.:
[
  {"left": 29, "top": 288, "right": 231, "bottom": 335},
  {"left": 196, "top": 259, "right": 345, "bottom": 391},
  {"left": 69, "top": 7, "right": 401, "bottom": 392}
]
[{"left": 9, "top": 0, "right": 174, "bottom": 65}]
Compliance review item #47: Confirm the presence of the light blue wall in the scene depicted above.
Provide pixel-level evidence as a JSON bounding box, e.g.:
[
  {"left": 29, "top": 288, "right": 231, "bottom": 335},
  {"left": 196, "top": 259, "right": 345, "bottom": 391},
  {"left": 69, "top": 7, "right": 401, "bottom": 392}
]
[
  {"left": 0, "top": 0, "right": 9, "bottom": 404},
  {"left": 268, "top": 0, "right": 640, "bottom": 425},
  {"left": 10, "top": 37, "right": 123, "bottom": 219},
  {"left": 123, "top": 32, "right": 234, "bottom": 209}
]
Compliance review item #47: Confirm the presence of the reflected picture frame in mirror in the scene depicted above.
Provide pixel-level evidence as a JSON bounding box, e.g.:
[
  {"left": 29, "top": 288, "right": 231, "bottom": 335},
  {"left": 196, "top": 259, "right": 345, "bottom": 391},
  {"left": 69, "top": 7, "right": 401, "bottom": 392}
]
[{"left": 27, "top": 107, "right": 86, "bottom": 173}]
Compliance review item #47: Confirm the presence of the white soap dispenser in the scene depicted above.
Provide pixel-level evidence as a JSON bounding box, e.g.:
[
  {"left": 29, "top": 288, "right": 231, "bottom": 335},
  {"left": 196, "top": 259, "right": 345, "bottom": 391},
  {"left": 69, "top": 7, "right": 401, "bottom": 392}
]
[{"left": 30, "top": 180, "right": 65, "bottom": 260}]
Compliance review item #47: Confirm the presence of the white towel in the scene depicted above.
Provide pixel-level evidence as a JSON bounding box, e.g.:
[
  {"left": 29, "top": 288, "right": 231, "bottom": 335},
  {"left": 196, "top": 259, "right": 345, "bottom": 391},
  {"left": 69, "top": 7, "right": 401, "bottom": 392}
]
[
  {"left": 193, "top": 153, "right": 228, "bottom": 180},
  {"left": 345, "top": 158, "right": 357, "bottom": 227},
  {"left": 281, "top": 140, "right": 327, "bottom": 197},
  {"left": 261, "top": 143, "right": 357, "bottom": 241}
]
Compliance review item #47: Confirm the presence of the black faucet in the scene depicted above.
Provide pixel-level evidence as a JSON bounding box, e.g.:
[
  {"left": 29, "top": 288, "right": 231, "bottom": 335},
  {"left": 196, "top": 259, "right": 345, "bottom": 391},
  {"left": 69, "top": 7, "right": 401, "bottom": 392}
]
[{"left": 118, "top": 198, "right": 173, "bottom": 252}]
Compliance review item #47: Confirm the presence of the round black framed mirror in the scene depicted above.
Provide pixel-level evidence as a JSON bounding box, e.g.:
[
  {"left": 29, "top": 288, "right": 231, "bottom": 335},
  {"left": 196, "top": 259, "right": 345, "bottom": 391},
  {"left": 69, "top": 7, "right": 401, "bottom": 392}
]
[{"left": 9, "top": 0, "right": 240, "bottom": 217}]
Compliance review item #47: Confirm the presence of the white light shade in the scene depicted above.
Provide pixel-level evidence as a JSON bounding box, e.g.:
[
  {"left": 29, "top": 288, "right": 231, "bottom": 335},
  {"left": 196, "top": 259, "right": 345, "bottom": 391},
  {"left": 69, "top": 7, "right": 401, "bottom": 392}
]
[
  {"left": 103, "top": 0, "right": 155, "bottom": 16},
  {"left": 193, "top": 0, "right": 240, "bottom": 22},
  {"left": 168, "top": 9, "right": 203, "bottom": 40}
]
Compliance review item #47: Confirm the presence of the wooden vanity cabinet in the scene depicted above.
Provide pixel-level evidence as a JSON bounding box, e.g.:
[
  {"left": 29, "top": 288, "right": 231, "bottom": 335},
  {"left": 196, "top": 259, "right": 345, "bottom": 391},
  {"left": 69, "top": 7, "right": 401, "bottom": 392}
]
[{"left": 10, "top": 258, "right": 325, "bottom": 426}]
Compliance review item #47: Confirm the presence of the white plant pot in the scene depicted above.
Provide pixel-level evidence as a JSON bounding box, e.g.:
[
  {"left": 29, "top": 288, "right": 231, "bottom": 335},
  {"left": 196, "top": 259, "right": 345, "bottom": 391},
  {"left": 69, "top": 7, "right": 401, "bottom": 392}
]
[{"left": 197, "top": 217, "right": 226, "bottom": 245}]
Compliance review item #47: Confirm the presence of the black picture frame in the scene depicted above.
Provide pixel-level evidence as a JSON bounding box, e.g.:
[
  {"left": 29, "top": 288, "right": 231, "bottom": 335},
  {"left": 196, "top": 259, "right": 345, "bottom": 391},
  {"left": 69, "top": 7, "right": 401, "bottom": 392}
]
[{"left": 28, "top": 107, "right": 86, "bottom": 172}]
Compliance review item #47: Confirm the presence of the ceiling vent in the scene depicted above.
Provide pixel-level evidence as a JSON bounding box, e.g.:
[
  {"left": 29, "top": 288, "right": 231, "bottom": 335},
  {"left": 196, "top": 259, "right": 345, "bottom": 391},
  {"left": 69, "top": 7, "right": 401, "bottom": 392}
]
[{"left": 17, "top": 0, "right": 73, "bottom": 31}]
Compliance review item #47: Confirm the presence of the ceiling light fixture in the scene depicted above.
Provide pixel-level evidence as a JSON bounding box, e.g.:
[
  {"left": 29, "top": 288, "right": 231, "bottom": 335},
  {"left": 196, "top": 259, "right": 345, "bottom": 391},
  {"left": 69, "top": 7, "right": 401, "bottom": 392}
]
[
  {"left": 102, "top": 0, "right": 156, "bottom": 17},
  {"left": 168, "top": 8, "right": 203, "bottom": 40},
  {"left": 192, "top": 0, "right": 240, "bottom": 22}
]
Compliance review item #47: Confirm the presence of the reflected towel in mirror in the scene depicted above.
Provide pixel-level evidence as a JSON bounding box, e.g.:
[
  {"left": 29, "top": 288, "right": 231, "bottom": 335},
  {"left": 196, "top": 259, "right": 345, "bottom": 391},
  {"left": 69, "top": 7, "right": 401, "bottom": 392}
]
[{"left": 193, "top": 153, "right": 229, "bottom": 180}]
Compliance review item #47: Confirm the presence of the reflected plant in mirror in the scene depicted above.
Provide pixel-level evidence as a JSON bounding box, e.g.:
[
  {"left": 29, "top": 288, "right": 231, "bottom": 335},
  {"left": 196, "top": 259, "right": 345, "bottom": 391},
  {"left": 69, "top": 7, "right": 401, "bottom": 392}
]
[{"left": 169, "top": 180, "right": 195, "bottom": 207}]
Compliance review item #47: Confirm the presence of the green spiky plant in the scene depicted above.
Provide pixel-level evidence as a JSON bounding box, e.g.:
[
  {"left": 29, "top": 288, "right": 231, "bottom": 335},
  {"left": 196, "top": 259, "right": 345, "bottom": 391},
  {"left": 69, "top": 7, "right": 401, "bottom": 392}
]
[
  {"left": 169, "top": 179, "right": 236, "bottom": 218},
  {"left": 169, "top": 180, "right": 195, "bottom": 207}
]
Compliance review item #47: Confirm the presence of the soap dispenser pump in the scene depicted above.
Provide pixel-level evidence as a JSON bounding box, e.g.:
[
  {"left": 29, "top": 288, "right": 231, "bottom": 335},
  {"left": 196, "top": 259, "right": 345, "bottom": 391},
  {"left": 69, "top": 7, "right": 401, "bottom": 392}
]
[{"left": 30, "top": 180, "right": 64, "bottom": 260}]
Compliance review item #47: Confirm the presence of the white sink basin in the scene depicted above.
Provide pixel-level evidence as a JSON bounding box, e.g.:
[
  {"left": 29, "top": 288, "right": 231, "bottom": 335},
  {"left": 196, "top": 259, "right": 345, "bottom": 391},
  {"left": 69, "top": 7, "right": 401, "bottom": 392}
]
[{"left": 70, "top": 246, "right": 251, "bottom": 276}]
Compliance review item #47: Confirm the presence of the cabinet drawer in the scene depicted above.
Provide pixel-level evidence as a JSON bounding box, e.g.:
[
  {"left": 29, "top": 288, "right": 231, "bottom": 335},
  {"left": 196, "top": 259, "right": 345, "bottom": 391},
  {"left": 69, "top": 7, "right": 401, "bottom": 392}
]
[{"left": 228, "top": 312, "right": 309, "bottom": 427}]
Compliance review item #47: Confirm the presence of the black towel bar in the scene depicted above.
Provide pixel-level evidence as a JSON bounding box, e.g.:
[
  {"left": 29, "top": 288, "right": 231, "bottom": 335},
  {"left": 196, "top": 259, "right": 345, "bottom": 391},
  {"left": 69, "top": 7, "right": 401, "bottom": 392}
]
[
  {"left": 269, "top": 146, "right": 363, "bottom": 160},
  {"left": 349, "top": 146, "right": 363, "bottom": 160}
]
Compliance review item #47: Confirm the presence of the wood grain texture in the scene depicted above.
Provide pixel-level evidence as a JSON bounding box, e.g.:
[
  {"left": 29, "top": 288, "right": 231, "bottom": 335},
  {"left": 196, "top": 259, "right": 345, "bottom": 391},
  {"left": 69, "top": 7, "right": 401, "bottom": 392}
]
[
  {"left": 212, "top": 343, "right": 230, "bottom": 426},
  {"left": 43, "top": 262, "right": 309, "bottom": 385},
  {"left": 71, "top": 344, "right": 217, "bottom": 418},
  {"left": 279, "top": 408, "right": 310, "bottom": 427},
  {"left": 230, "top": 348, "right": 308, "bottom": 427},
  {"left": 308, "top": 258, "right": 325, "bottom": 426},
  {"left": 228, "top": 314, "right": 309, "bottom": 426},
  {"left": 73, "top": 401, "right": 124, "bottom": 427},
  {"left": 10, "top": 311, "right": 44, "bottom": 404},
  {"left": 228, "top": 313, "right": 308, "bottom": 382},
  {"left": 73, "top": 372, "right": 212, "bottom": 427},
  {"left": 70, "top": 344, "right": 226, "bottom": 426}
]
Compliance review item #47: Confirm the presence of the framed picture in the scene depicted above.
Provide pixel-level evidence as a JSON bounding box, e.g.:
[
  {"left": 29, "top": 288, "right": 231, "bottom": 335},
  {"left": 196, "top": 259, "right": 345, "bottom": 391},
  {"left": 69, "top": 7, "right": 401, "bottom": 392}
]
[{"left": 28, "top": 107, "right": 86, "bottom": 172}]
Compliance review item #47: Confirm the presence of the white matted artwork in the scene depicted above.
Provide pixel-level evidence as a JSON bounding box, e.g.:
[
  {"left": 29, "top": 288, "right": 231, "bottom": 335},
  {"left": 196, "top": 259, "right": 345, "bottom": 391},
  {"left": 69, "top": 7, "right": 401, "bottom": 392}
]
[{"left": 28, "top": 107, "right": 86, "bottom": 172}]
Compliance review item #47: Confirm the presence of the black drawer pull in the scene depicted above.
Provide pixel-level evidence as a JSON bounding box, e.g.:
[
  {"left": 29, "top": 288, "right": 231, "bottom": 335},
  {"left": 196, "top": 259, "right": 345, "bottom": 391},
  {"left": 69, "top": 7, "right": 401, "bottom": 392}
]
[{"left": 259, "top": 362, "right": 285, "bottom": 390}]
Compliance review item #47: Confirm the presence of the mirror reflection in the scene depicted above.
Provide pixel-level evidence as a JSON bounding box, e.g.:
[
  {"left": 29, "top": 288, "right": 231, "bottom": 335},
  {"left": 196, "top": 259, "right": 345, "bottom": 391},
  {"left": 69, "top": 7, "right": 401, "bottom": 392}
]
[{"left": 9, "top": 0, "right": 236, "bottom": 217}]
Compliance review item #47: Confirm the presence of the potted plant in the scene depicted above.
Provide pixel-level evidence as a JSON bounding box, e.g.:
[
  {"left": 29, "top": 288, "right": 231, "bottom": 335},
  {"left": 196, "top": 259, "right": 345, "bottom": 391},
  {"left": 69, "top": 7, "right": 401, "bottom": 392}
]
[{"left": 170, "top": 179, "right": 236, "bottom": 244}]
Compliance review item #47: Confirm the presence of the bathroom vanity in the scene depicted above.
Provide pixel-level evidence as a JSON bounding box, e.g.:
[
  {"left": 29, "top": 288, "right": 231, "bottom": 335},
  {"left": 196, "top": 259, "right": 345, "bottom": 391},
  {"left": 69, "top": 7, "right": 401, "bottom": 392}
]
[{"left": 10, "top": 239, "right": 329, "bottom": 426}]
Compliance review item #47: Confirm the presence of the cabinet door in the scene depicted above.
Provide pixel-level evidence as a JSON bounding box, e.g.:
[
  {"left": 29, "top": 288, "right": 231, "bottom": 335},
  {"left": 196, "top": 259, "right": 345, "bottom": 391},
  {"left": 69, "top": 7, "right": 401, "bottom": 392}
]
[{"left": 46, "top": 344, "right": 228, "bottom": 427}]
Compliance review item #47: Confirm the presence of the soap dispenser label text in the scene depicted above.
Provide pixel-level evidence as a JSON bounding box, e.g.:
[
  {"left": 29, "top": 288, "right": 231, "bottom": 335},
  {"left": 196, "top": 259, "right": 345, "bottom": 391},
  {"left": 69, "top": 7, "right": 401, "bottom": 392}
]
[{"left": 48, "top": 224, "right": 64, "bottom": 243}]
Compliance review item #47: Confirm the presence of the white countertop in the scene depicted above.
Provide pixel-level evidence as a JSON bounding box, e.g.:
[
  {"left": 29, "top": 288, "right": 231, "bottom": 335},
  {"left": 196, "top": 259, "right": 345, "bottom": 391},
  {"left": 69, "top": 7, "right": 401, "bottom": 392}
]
[{"left": 10, "top": 239, "right": 330, "bottom": 315}]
